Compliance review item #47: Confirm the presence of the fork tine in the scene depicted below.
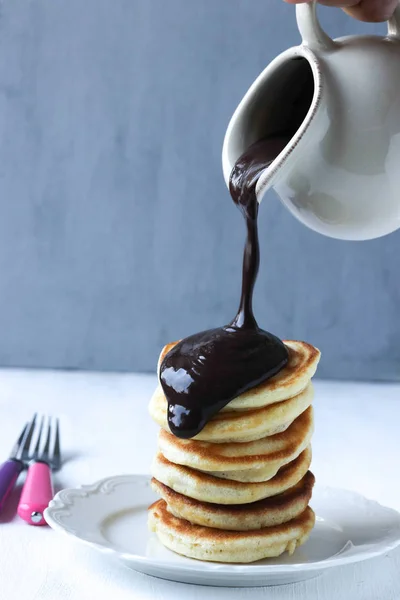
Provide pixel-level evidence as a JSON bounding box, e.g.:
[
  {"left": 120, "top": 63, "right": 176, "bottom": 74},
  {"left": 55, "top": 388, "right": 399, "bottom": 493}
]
[
  {"left": 10, "top": 422, "right": 29, "bottom": 459},
  {"left": 53, "top": 418, "right": 61, "bottom": 468},
  {"left": 21, "top": 414, "right": 37, "bottom": 460},
  {"left": 42, "top": 417, "right": 52, "bottom": 462},
  {"left": 33, "top": 415, "right": 45, "bottom": 456}
]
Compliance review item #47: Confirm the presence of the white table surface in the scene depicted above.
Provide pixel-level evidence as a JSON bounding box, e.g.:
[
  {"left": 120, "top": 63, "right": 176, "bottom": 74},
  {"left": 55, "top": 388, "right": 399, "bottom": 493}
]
[{"left": 0, "top": 369, "right": 399, "bottom": 600}]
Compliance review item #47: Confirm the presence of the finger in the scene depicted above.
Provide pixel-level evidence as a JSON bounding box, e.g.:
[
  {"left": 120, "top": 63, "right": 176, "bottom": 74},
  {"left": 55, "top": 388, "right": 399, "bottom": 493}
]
[
  {"left": 283, "top": 0, "right": 361, "bottom": 8},
  {"left": 318, "top": 0, "right": 360, "bottom": 6},
  {"left": 284, "top": 0, "right": 397, "bottom": 21},
  {"left": 344, "top": 0, "right": 398, "bottom": 22}
]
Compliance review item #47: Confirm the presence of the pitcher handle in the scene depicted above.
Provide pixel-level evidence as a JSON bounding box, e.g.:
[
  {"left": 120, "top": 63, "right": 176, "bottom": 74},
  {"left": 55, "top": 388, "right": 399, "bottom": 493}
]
[
  {"left": 297, "top": 0, "right": 400, "bottom": 50},
  {"left": 388, "top": 5, "right": 400, "bottom": 39},
  {"left": 296, "top": 1, "right": 336, "bottom": 51}
]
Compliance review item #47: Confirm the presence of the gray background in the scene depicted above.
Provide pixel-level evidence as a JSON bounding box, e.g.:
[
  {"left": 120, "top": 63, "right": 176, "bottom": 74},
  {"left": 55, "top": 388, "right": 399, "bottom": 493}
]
[{"left": 0, "top": 0, "right": 398, "bottom": 380}]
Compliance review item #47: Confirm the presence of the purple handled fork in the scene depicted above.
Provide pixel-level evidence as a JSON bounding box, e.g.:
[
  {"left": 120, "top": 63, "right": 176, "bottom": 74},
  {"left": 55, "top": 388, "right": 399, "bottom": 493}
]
[
  {"left": 0, "top": 415, "right": 37, "bottom": 512},
  {"left": 17, "top": 416, "right": 61, "bottom": 526}
]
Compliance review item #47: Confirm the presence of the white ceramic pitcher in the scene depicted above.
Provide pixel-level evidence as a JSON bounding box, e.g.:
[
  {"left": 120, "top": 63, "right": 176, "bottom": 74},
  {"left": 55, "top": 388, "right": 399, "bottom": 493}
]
[{"left": 222, "top": 1, "right": 400, "bottom": 240}]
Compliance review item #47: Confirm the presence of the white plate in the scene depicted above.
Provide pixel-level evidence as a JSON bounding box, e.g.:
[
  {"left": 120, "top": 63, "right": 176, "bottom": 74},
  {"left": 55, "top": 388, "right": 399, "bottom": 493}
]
[{"left": 44, "top": 475, "right": 400, "bottom": 587}]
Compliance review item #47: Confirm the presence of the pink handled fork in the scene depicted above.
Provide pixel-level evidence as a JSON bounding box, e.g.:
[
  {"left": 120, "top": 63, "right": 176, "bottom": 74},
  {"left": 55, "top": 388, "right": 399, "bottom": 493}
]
[{"left": 17, "top": 416, "right": 61, "bottom": 526}]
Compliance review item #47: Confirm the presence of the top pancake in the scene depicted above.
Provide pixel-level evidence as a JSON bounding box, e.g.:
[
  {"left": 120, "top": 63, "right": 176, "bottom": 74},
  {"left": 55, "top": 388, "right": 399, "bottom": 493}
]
[{"left": 157, "top": 340, "right": 320, "bottom": 412}]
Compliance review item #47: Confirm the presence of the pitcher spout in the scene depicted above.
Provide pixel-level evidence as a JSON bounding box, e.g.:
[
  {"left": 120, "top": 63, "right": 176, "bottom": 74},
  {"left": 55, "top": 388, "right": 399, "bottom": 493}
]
[{"left": 222, "top": 45, "right": 327, "bottom": 200}]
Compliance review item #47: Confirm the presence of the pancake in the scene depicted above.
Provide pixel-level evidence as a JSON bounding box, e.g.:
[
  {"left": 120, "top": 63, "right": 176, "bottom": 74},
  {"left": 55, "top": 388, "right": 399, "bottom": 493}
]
[
  {"left": 149, "top": 383, "right": 314, "bottom": 443},
  {"left": 151, "top": 471, "right": 315, "bottom": 531},
  {"left": 151, "top": 446, "right": 312, "bottom": 504},
  {"left": 157, "top": 340, "right": 320, "bottom": 411},
  {"left": 148, "top": 500, "right": 315, "bottom": 562},
  {"left": 158, "top": 406, "right": 314, "bottom": 482}
]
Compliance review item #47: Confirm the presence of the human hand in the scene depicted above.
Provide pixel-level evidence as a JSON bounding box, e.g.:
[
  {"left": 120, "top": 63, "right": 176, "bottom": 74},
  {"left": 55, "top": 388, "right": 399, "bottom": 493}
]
[{"left": 284, "top": 0, "right": 398, "bottom": 23}]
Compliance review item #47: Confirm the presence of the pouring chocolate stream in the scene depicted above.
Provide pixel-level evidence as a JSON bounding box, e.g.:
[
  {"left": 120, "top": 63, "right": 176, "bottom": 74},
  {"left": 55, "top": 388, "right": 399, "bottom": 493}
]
[{"left": 160, "top": 136, "right": 292, "bottom": 439}]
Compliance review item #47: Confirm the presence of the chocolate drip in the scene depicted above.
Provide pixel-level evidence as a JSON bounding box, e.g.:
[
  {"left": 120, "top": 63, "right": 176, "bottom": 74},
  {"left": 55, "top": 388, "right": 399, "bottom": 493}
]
[{"left": 160, "top": 136, "right": 292, "bottom": 439}]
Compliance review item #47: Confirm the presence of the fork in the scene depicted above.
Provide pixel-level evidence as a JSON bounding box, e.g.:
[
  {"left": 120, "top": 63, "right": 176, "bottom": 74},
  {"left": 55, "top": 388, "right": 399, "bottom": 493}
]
[
  {"left": 17, "top": 416, "right": 61, "bottom": 526},
  {"left": 0, "top": 415, "right": 37, "bottom": 512}
]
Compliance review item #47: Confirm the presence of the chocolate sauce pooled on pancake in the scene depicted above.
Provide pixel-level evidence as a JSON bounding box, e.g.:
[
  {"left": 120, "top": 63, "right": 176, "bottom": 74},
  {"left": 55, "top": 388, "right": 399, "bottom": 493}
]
[{"left": 160, "top": 136, "right": 292, "bottom": 439}]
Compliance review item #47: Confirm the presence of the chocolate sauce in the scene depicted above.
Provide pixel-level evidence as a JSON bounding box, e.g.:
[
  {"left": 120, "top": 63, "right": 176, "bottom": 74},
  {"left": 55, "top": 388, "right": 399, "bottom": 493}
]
[{"left": 160, "top": 135, "right": 293, "bottom": 439}]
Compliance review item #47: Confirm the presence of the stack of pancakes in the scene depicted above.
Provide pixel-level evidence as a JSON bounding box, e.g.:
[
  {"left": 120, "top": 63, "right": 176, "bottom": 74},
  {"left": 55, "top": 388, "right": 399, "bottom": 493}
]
[{"left": 148, "top": 340, "right": 320, "bottom": 563}]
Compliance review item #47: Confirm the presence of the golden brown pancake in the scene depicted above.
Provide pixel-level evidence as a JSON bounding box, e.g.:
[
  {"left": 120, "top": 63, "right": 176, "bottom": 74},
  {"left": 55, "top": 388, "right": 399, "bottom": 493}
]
[
  {"left": 151, "top": 446, "right": 312, "bottom": 504},
  {"left": 158, "top": 406, "right": 313, "bottom": 481},
  {"left": 157, "top": 340, "right": 320, "bottom": 411},
  {"left": 151, "top": 471, "right": 315, "bottom": 531},
  {"left": 149, "top": 384, "right": 314, "bottom": 443},
  {"left": 148, "top": 500, "right": 315, "bottom": 563}
]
